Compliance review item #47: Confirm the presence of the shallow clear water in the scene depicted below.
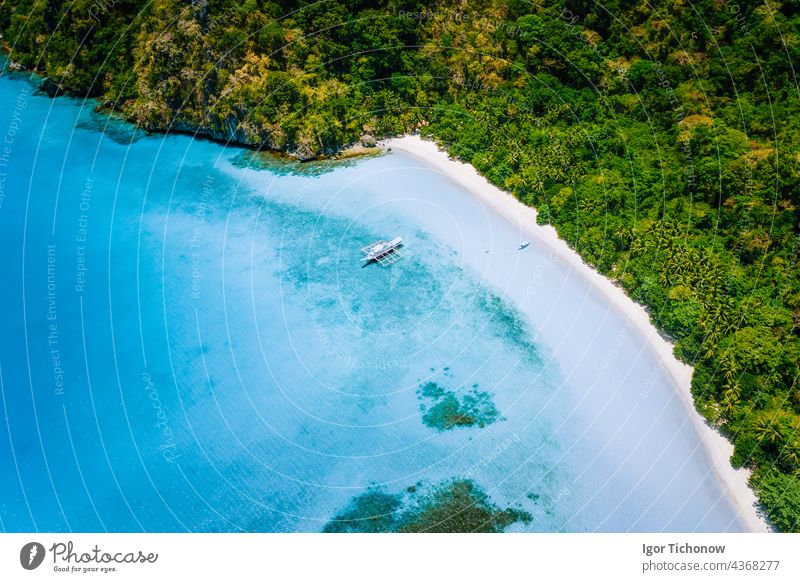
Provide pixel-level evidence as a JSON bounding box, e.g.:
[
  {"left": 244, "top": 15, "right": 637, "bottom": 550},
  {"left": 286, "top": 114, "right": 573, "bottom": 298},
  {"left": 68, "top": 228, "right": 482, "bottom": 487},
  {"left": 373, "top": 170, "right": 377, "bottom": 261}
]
[{"left": 0, "top": 69, "right": 745, "bottom": 532}]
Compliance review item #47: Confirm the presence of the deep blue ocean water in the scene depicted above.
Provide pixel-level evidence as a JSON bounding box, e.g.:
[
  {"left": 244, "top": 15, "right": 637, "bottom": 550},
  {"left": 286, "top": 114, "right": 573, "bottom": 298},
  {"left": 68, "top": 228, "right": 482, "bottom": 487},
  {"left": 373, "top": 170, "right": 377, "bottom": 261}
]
[{"left": 0, "top": 69, "right": 746, "bottom": 532}]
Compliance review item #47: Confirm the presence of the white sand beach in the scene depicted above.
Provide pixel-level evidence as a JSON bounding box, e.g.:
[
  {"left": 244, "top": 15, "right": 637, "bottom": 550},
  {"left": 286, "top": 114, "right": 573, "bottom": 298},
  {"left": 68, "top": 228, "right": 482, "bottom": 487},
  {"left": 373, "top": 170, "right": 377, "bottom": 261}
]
[{"left": 384, "top": 134, "right": 769, "bottom": 533}]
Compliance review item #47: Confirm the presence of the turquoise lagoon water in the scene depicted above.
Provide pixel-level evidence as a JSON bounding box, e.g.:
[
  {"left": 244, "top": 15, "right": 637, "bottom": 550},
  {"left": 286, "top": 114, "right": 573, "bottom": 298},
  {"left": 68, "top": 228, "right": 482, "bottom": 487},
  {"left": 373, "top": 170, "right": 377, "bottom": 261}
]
[{"left": 0, "top": 70, "right": 746, "bottom": 532}]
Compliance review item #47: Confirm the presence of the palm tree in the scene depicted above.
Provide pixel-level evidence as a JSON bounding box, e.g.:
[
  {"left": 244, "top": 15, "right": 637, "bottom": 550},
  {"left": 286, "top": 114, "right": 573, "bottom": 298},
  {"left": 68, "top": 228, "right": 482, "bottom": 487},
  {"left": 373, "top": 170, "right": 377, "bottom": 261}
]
[
  {"left": 720, "top": 394, "right": 738, "bottom": 415},
  {"left": 753, "top": 413, "right": 786, "bottom": 444},
  {"left": 506, "top": 139, "right": 521, "bottom": 164},
  {"left": 723, "top": 381, "right": 741, "bottom": 402},
  {"left": 721, "top": 351, "right": 738, "bottom": 386},
  {"left": 779, "top": 439, "right": 800, "bottom": 471},
  {"left": 630, "top": 236, "right": 648, "bottom": 256}
]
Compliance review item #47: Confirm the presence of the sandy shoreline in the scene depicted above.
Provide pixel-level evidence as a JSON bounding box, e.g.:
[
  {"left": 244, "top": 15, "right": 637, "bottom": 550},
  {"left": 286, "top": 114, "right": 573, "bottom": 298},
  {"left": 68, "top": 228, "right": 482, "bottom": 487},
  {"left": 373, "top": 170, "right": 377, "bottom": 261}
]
[{"left": 384, "top": 134, "right": 769, "bottom": 533}]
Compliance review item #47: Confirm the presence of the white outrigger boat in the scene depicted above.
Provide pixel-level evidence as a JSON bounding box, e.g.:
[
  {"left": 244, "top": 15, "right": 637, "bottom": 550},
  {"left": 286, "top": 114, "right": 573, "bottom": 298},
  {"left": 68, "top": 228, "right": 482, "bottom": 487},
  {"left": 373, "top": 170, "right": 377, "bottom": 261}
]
[
  {"left": 360, "top": 237, "right": 403, "bottom": 266},
  {"left": 518, "top": 240, "right": 531, "bottom": 250}
]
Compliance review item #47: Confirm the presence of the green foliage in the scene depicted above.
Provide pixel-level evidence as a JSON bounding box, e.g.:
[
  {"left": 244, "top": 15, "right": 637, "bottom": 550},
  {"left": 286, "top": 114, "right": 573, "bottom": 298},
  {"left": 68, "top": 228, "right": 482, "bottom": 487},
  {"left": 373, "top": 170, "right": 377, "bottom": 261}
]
[{"left": 753, "top": 472, "right": 800, "bottom": 533}]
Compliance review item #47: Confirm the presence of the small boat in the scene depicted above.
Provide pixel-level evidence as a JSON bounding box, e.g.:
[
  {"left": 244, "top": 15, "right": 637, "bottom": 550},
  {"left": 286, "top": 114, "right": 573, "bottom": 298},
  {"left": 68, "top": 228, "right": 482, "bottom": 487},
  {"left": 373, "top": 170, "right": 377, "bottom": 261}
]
[
  {"left": 518, "top": 241, "right": 531, "bottom": 250},
  {"left": 360, "top": 237, "right": 403, "bottom": 266}
]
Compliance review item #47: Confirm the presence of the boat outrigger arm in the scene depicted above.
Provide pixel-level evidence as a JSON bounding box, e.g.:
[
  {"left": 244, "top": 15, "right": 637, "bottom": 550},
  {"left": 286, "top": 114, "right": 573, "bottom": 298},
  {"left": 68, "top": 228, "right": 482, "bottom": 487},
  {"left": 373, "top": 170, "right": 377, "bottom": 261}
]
[{"left": 360, "top": 237, "right": 403, "bottom": 266}]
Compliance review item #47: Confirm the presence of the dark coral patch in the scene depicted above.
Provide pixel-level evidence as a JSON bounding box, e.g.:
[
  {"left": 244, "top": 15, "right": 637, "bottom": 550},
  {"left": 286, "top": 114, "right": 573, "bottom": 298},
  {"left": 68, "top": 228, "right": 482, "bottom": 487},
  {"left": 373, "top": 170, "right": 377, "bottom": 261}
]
[
  {"left": 324, "top": 480, "right": 531, "bottom": 533},
  {"left": 418, "top": 381, "right": 501, "bottom": 431}
]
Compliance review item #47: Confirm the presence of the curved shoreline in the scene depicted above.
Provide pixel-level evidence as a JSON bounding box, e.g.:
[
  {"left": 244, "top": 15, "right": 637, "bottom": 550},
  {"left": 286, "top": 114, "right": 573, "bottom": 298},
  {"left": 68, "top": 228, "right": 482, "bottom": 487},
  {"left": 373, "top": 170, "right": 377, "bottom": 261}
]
[{"left": 384, "top": 134, "right": 769, "bottom": 533}]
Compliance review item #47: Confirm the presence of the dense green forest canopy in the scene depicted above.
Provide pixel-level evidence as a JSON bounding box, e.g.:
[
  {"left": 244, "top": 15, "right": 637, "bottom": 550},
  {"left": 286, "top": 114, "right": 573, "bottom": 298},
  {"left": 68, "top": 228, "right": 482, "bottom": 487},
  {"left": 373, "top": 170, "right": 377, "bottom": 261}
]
[{"left": 2, "top": 0, "right": 800, "bottom": 531}]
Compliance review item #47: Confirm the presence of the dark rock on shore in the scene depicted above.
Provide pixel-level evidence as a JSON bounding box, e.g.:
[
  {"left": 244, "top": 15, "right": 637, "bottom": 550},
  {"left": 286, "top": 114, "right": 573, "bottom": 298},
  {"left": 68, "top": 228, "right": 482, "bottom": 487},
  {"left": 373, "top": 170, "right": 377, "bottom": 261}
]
[{"left": 40, "top": 77, "right": 65, "bottom": 98}]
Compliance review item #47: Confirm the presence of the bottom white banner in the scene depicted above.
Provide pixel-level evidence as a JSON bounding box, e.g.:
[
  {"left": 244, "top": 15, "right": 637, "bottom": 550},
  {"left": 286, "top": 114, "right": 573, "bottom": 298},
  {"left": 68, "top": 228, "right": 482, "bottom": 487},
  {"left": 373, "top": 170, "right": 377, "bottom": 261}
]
[{"left": 1, "top": 534, "right": 797, "bottom": 581}]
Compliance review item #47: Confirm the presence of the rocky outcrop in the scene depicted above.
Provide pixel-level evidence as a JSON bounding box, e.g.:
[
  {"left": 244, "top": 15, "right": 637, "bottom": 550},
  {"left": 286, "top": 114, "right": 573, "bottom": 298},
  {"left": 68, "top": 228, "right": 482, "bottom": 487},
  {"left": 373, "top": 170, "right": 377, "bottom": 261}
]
[
  {"left": 40, "top": 77, "right": 65, "bottom": 98},
  {"left": 19, "top": 59, "right": 371, "bottom": 161},
  {"left": 148, "top": 112, "right": 328, "bottom": 161}
]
